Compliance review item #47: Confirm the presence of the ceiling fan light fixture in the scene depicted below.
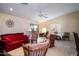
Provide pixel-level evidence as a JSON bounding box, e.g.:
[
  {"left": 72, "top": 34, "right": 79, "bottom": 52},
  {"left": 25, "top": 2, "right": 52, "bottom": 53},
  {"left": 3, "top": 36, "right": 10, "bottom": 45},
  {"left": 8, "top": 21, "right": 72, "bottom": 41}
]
[
  {"left": 39, "top": 13, "right": 48, "bottom": 18},
  {"left": 38, "top": 10, "right": 48, "bottom": 18}
]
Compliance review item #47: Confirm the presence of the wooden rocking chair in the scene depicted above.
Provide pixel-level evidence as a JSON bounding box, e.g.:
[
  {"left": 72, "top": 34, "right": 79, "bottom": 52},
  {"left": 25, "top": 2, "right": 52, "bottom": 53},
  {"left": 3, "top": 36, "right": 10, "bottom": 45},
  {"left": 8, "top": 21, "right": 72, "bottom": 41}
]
[{"left": 22, "top": 40, "right": 49, "bottom": 56}]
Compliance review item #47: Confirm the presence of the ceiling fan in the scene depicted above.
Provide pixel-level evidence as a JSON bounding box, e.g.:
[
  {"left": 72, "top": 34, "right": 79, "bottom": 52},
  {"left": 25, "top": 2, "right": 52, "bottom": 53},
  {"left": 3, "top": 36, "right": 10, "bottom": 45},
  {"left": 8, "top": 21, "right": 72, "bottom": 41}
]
[
  {"left": 21, "top": 3, "right": 28, "bottom": 5},
  {"left": 38, "top": 11, "right": 48, "bottom": 18}
]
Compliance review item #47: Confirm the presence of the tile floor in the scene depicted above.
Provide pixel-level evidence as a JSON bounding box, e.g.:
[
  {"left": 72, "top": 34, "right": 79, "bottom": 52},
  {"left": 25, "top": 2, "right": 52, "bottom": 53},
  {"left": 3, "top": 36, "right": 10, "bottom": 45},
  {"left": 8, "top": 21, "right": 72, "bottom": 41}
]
[{"left": 46, "top": 40, "right": 77, "bottom": 56}]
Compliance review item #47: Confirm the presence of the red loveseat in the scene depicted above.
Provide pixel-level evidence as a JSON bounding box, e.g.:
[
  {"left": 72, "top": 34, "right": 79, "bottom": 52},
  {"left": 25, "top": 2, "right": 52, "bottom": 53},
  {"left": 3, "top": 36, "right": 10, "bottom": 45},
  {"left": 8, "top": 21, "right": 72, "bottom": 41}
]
[{"left": 1, "top": 33, "right": 29, "bottom": 52}]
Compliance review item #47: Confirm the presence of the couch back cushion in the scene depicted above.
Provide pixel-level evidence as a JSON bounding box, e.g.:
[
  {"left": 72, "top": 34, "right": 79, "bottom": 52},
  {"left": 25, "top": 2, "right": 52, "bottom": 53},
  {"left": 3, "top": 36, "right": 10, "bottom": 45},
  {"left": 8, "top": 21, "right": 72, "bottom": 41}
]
[
  {"left": 2, "top": 33, "right": 29, "bottom": 43},
  {"left": 3, "top": 37, "right": 12, "bottom": 43},
  {"left": 2, "top": 35, "right": 17, "bottom": 43},
  {"left": 15, "top": 34, "right": 29, "bottom": 40},
  {"left": 15, "top": 34, "right": 24, "bottom": 40}
]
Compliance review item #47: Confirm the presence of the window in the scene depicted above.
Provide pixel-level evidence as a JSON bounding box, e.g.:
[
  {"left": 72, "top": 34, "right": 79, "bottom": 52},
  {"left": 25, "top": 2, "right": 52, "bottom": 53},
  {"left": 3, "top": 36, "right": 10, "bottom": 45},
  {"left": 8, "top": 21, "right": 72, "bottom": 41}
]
[{"left": 30, "top": 24, "right": 38, "bottom": 32}]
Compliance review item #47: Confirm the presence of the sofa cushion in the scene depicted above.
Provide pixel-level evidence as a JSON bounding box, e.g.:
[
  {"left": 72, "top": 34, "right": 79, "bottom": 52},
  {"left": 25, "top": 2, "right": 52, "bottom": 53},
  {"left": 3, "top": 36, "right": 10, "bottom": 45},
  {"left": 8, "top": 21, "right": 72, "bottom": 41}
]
[
  {"left": 4, "top": 37, "right": 12, "bottom": 43},
  {"left": 8, "top": 40, "right": 25, "bottom": 45},
  {"left": 3, "top": 35, "right": 17, "bottom": 42}
]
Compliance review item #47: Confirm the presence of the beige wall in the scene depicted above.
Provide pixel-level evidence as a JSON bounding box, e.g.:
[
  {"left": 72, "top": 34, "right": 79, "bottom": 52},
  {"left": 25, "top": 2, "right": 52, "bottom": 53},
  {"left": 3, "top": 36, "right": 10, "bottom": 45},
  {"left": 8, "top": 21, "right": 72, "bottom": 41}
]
[
  {"left": 0, "top": 12, "right": 37, "bottom": 35},
  {"left": 38, "top": 11, "right": 79, "bottom": 40}
]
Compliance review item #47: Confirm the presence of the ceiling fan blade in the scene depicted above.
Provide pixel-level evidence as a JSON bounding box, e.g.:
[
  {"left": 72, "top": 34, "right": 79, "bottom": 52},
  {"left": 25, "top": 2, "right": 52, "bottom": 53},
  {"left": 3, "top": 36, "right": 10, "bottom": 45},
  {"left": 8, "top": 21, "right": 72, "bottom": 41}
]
[
  {"left": 21, "top": 3, "right": 28, "bottom": 5},
  {"left": 39, "top": 14, "right": 43, "bottom": 17},
  {"left": 38, "top": 10, "right": 48, "bottom": 18},
  {"left": 43, "top": 16, "right": 48, "bottom": 18}
]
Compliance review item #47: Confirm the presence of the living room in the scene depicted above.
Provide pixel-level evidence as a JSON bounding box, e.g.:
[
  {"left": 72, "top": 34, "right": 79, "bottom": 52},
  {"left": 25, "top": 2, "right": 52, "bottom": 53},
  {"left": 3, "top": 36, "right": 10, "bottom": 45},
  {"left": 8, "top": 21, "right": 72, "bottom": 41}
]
[{"left": 0, "top": 3, "right": 79, "bottom": 56}]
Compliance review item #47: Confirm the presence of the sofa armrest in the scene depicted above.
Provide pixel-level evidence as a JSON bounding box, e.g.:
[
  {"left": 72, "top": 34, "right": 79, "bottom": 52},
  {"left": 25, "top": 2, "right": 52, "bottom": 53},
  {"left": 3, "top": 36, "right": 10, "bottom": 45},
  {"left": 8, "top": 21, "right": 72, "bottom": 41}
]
[
  {"left": 2, "top": 40, "right": 9, "bottom": 45},
  {"left": 21, "top": 35, "right": 29, "bottom": 43},
  {"left": 23, "top": 35, "right": 28, "bottom": 39}
]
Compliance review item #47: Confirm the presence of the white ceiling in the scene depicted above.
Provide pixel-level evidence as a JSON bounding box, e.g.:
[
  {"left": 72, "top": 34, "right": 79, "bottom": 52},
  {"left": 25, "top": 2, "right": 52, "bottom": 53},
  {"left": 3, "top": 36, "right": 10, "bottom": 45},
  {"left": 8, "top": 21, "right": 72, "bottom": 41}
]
[{"left": 0, "top": 3, "right": 79, "bottom": 23}]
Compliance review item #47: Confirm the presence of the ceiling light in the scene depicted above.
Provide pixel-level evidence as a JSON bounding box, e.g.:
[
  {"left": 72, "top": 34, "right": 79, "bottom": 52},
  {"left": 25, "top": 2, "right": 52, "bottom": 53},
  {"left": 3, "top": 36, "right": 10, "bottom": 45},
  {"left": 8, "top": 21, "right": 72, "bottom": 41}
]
[{"left": 10, "top": 8, "right": 13, "bottom": 11}]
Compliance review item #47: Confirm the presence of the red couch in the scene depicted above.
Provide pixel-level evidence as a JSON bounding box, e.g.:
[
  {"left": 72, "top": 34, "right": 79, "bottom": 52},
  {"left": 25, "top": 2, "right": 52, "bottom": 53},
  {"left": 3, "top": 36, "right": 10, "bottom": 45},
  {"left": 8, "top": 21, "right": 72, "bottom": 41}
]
[{"left": 1, "top": 33, "right": 29, "bottom": 52}]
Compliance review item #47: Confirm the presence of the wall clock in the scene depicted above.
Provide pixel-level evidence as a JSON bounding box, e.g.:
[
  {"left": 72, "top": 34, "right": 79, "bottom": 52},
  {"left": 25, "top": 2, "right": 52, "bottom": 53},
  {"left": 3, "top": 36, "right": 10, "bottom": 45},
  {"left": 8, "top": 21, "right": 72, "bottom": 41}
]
[{"left": 5, "top": 19, "right": 14, "bottom": 28}]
